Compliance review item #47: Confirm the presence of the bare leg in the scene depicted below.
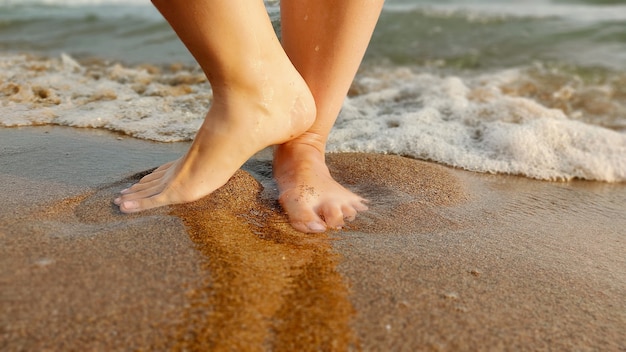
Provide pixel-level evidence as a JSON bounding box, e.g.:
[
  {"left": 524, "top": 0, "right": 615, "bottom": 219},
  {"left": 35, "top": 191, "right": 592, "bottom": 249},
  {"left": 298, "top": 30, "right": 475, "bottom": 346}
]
[
  {"left": 115, "top": 0, "right": 315, "bottom": 212},
  {"left": 274, "top": 0, "right": 384, "bottom": 233}
]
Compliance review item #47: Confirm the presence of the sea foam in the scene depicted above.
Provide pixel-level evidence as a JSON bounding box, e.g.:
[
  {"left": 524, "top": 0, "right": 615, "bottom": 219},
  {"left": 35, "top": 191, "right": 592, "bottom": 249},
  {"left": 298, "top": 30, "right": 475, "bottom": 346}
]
[
  {"left": 330, "top": 67, "right": 626, "bottom": 182},
  {"left": 1, "top": 54, "right": 624, "bottom": 182}
]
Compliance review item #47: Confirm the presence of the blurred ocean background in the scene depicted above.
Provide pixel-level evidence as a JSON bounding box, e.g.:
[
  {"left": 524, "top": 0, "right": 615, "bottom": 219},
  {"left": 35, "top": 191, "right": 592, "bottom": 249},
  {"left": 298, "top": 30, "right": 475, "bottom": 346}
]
[{"left": 0, "top": 0, "right": 625, "bottom": 181}]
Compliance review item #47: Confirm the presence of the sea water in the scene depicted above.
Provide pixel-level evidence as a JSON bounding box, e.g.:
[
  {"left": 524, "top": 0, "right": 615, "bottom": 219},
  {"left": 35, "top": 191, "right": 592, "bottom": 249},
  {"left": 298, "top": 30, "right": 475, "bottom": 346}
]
[{"left": 0, "top": 0, "right": 624, "bottom": 182}]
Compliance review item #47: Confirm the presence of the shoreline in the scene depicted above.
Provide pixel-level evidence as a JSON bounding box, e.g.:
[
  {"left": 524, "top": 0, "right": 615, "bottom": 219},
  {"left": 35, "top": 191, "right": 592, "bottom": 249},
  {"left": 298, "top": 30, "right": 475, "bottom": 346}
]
[{"left": 1, "top": 126, "right": 624, "bottom": 350}]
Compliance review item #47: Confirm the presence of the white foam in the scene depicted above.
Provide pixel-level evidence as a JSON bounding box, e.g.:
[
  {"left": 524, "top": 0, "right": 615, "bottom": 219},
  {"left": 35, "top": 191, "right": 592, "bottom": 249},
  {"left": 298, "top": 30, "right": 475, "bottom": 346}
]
[
  {"left": 0, "top": 0, "right": 149, "bottom": 5},
  {"left": 328, "top": 68, "right": 626, "bottom": 182},
  {"left": 384, "top": 1, "right": 626, "bottom": 23},
  {"left": 0, "top": 0, "right": 278, "bottom": 6},
  {"left": 1, "top": 54, "right": 624, "bottom": 182},
  {"left": 0, "top": 54, "right": 206, "bottom": 141}
]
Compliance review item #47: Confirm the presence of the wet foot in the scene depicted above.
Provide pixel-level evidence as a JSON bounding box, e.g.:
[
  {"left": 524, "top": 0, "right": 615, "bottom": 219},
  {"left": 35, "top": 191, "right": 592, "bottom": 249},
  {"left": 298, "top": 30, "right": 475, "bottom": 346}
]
[
  {"left": 273, "top": 134, "right": 368, "bottom": 233},
  {"left": 115, "top": 68, "right": 315, "bottom": 213}
]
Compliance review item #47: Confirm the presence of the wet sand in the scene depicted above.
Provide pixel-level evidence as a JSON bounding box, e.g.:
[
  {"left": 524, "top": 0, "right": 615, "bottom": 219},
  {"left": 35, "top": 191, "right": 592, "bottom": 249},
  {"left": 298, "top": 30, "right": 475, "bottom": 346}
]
[{"left": 1, "top": 126, "right": 624, "bottom": 351}]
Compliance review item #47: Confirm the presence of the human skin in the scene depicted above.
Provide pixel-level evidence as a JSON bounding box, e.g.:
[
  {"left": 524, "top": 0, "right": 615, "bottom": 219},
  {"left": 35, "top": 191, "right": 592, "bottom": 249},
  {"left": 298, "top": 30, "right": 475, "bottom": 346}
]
[
  {"left": 275, "top": 0, "right": 384, "bottom": 232},
  {"left": 115, "top": 0, "right": 384, "bottom": 233},
  {"left": 114, "top": 0, "right": 316, "bottom": 213}
]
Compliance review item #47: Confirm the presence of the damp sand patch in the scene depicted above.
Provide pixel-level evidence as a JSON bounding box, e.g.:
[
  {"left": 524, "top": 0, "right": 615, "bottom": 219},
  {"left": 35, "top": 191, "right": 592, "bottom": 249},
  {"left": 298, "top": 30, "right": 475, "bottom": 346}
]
[
  {"left": 168, "top": 153, "right": 468, "bottom": 350},
  {"left": 169, "top": 170, "right": 358, "bottom": 351}
]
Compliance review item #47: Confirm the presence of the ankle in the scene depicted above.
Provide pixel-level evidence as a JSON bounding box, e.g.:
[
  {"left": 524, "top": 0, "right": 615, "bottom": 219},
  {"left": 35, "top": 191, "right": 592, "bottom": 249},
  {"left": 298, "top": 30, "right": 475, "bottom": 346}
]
[
  {"left": 274, "top": 135, "right": 330, "bottom": 179},
  {"left": 279, "top": 132, "right": 327, "bottom": 156}
]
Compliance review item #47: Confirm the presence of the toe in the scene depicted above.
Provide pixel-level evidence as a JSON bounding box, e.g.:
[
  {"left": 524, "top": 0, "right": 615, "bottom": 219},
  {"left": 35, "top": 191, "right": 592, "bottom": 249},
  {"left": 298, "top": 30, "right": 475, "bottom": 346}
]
[
  {"left": 119, "top": 194, "right": 165, "bottom": 213},
  {"left": 353, "top": 199, "right": 369, "bottom": 212},
  {"left": 138, "top": 164, "right": 172, "bottom": 183},
  {"left": 342, "top": 205, "right": 357, "bottom": 222},
  {"left": 121, "top": 162, "right": 175, "bottom": 194},
  {"left": 292, "top": 212, "right": 328, "bottom": 233},
  {"left": 119, "top": 199, "right": 140, "bottom": 213},
  {"left": 141, "top": 160, "right": 175, "bottom": 178},
  {"left": 320, "top": 203, "right": 345, "bottom": 229},
  {"left": 117, "top": 184, "right": 166, "bottom": 208},
  {"left": 121, "top": 178, "right": 161, "bottom": 195},
  {"left": 291, "top": 220, "right": 327, "bottom": 233},
  {"left": 280, "top": 197, "right": 327, "bottom": 233},
  {"left": 133, "top": 172, "right": 164, "bottom": 185}
]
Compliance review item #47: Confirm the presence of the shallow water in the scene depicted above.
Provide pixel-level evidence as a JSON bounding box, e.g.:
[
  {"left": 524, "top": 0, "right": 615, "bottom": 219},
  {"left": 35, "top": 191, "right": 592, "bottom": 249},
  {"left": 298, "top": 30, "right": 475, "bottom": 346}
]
[{"left": 0, "top": 0, "right": 625, "bottom": 182}]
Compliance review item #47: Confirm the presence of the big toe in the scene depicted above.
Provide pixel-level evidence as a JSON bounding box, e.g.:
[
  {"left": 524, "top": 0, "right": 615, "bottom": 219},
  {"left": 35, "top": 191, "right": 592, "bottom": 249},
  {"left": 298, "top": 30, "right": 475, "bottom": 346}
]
[
  {"left": 118, "top": 195, "right": 165, "bottom": 213},
  {"left": 281, "top": 201, "right": 327, "bottom": 233},
  {"left": 292, "top": 220, "right": 327, "bottom": 234}
]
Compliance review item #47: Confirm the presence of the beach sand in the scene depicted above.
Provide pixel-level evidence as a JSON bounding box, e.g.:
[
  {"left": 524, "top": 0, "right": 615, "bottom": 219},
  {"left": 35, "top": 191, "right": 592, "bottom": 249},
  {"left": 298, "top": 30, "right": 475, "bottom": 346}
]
[{"left": 1, "top": 126, "right": 624, "bottom": 351}]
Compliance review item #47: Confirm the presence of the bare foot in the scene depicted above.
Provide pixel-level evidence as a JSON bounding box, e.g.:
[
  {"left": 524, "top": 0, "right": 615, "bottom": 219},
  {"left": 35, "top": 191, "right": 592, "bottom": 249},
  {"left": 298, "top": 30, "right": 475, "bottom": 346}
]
[
  {"left": 273, "top": 133, "right": 368, "bottom": 233},
  {"left": 114, "top": 69, "right": 315, "bottom": 213}
]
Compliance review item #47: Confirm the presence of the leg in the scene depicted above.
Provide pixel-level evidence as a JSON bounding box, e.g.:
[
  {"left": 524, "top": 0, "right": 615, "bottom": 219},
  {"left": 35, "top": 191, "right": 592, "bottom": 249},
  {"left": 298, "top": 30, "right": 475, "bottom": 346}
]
[
  {"left": 115, "top": 0, "right": 315, "bottom": 212},
  {"left": 274, "top": 0, "right": 384, "bottom": 232}
]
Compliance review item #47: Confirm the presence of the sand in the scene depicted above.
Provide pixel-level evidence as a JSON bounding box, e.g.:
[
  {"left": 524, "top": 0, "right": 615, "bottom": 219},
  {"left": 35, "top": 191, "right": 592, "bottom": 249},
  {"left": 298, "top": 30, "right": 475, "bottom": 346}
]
[{"left": 1, "top": 126, "right": 624, "bottom": 351}]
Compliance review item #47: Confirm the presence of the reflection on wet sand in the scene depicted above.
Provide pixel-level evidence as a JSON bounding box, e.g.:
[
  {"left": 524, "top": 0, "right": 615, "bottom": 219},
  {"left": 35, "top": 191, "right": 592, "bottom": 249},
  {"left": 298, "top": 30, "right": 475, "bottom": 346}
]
[
  {"left": 170, "top": 170, "right": 357, "bottom": 351},
  {"left": 169, "top": 153, "right": 468, "bottom": 350}
]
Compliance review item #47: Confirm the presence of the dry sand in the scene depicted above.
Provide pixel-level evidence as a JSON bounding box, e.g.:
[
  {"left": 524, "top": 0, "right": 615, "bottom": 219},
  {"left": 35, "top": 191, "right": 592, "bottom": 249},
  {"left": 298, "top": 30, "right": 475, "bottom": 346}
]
[{"left": 1, "top": 126, "right": 624, "bottom": 351}]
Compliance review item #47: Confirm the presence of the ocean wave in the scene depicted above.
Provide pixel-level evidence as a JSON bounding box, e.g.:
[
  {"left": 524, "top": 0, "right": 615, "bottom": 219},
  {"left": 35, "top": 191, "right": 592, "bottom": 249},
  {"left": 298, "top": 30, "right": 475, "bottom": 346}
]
[
  {"left": 384, "top": 2, "right": 626, "bottom": 23},
  {"left": 0, "top": 54, "right": 208, "bottom": 141},
  {"left": 330, "top": 66, "right": 626, "bottom": 182},
  {"left": 0, "top": 0, "right": 149, "bottom": 6},
  {"left": 1, "top": 54, "right": 624, "bottom": 182}
]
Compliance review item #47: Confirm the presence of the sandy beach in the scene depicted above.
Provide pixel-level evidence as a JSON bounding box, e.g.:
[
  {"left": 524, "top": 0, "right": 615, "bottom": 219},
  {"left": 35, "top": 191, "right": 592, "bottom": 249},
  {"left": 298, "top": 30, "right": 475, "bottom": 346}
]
[{"left": 1, "top": 126, "right": 624, "bottom": 351}]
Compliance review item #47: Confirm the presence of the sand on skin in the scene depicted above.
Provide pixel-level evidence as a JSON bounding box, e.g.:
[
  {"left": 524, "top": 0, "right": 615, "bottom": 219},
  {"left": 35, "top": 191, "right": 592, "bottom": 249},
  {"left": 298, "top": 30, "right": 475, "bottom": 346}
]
[{"left": 1, "top": 126, "right": 625, "bottom": 351}]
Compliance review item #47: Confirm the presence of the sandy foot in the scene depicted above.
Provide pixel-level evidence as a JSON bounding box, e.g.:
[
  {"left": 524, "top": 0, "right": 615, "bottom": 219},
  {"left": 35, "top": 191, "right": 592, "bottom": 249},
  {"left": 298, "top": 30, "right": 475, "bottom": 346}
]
[{"left": 273, "top": 137, "right": 368, "bottom": 233}]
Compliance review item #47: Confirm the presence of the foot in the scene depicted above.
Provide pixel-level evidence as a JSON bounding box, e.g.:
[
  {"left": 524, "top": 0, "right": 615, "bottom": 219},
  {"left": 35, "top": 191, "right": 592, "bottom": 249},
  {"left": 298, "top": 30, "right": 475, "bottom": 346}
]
[
  {"left": 273, "top": 134, "right": 368, "bottom": 233},
  {"left": 115, "top": 68, "right": 315, "bottom": 213}
]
